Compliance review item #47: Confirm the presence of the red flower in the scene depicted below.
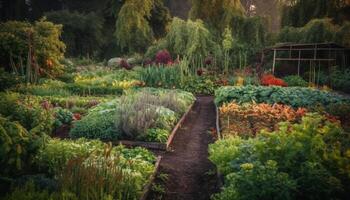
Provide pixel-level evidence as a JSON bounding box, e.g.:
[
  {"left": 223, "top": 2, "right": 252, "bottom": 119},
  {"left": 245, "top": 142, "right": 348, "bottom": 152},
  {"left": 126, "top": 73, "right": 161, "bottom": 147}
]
[{"left": 120, "top": 59, "right": 131, "bottom": 70}]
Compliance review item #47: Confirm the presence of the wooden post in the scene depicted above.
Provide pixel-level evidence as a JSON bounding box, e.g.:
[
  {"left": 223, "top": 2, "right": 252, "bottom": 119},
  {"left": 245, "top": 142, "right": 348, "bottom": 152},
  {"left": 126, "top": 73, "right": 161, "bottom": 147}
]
[
  {"left": 297, "top": 50, "right": 301, "bottom": 76},
  {"left": 272, "top": 49, "right": 276, "bottom": 74}
]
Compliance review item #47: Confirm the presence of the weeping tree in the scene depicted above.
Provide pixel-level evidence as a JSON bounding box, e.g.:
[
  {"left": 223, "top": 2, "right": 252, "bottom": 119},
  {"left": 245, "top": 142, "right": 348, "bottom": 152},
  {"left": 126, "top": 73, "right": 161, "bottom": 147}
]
[
  {"left": 115, "top": 0, "right": 155, "bottom": 53},
  {"left": 189, "top": 0, "right": 245, "bottom": 31},
  {"left": 114, "top": 0, "right": 171, "bottom": 53},
  {"left": 278, "top": 18, "right": 350, "bottom": 46},
  {"left": 281, "top": 0, "right": 350, "bottom": 27},
  {"left": 145, "top": 17, "right": 222, "bottom": 70}
]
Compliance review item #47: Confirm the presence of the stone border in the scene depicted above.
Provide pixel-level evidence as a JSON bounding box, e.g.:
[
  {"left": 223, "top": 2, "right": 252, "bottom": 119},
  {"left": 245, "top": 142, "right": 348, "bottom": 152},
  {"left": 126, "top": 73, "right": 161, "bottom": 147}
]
[{"left": 140, "top": 155, "right": 162, "bottom": 200}]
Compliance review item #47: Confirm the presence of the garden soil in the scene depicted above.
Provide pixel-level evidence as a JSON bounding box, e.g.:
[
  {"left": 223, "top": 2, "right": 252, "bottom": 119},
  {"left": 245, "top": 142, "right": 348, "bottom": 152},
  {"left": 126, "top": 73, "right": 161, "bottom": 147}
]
[{"left": 148, "top": 96, "right": 219, "bottom": 200}]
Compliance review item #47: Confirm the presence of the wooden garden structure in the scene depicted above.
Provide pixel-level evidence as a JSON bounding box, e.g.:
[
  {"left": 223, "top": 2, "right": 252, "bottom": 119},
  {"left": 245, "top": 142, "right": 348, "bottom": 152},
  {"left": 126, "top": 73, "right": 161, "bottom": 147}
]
[{"left": 261, "top": 43, "right": 350, "bottom": 75}]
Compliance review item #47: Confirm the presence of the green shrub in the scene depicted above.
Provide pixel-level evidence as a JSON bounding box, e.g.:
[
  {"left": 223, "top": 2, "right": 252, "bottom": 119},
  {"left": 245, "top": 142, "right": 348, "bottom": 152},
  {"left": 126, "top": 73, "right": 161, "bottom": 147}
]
[
  {"left": 53, "top": 108, "right": 73, "bottom": 129},
  {"left": 0, "top": 92, "right": 54, "bottom": 136},
  {"left": 182, "top": 76, "right": 216, "bottom": 95},
  {"left": 215, "top": 85, "right": 350, "bottom": 108},
  {"left": 0, "top": 19, "right": 66, "bottom": 79},
  {"left": 209, "top": 114, "right": 350, "bottom": 199},
  {"left": 69, "top": 102, "right": 120, "bottom": 140},
  {"left": 0, "top": 116, "right": 46, "bottom": 176},
  {"left": 330, "top": 68, "right": 350, "bottom": 93},
  {"left": 212, "top": 161, "right": 296, "bottom": 200},
  {"left": 283, "top": 75, "right": 308, "bottom": 87},
  {"left": 0, "top": 68, "right": 23, "bottom": 91},
  {"left": 35, "top": 138, "right": 156, "bottom": 176}
]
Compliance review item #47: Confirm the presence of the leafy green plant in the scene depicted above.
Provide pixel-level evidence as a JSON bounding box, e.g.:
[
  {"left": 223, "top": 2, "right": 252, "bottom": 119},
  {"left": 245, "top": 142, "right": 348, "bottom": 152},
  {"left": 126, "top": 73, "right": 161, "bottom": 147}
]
[
  {"left": 210, "top": 114, "right": 350, "bottom": 199},
  {"left": 0, "top": 116, "right": 40, "bottom": 176},
  {"left": 144, "top": 129, "right": 169, "bottom": 143},
  {"left": 182, "top": 76, "right": 216, "bottom": 95},
  {"left": 283, "top": 75, "right": 308, "bottom": 87},
  {"left": 53, "top": 107, "right": 73, "bottom": 129},
  {"left": 69, "top": 105, "right": 120, "bottom": 140},
  {"left": 215, "top": 85, "right": 350, "bottom": 108},
  {"left": 0, "top": 92, "right": 54, "bottom": 136}
]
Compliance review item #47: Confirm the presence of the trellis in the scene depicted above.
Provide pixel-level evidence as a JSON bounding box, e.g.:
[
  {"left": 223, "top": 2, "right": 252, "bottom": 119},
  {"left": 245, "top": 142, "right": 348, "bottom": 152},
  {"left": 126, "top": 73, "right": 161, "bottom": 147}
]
[{"left": 261, "top": 43, "right": 350, "bottom": 75}]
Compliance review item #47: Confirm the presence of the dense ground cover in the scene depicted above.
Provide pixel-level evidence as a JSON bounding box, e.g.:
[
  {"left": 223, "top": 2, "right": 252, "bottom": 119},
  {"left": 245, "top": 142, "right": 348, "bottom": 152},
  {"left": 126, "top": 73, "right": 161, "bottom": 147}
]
[{"left": 211, "top": 85, "right": 350, "bottom": 200}]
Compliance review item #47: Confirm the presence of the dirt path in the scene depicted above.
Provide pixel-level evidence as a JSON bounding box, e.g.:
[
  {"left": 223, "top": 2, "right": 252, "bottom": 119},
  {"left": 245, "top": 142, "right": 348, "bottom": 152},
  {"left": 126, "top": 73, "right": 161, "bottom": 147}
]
[{"left": 149, "top": 96, "right": 219, "bottom": 200}]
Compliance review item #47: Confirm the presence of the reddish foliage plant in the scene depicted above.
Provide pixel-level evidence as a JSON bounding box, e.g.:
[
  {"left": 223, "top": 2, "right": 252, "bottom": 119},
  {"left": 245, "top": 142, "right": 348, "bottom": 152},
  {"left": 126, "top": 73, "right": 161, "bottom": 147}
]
[
  {"left": 261, "top": 74, "right": 287, "bottom": 87},
  {"left": 155, "top": 49, "right": 172, "bottom": 65}
]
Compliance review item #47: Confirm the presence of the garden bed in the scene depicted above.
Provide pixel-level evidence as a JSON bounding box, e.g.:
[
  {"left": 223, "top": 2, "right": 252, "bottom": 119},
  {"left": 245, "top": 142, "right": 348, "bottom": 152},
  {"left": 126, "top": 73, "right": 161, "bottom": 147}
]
[
  {"left": 140, "top": 155, "right": 162, "bottom": 200},
  {"left": 111, "top": 103, "right": 194, "bottom": 151}
]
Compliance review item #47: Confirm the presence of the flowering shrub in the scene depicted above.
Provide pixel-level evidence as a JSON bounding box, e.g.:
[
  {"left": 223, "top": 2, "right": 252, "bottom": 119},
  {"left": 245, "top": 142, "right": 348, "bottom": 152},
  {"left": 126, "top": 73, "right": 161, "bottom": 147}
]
[
  {"left": 155, "top": 49, "right": 172, "bottom": 65},
  {"left": 261, "top": 74, "right": 287, "bottom": 87}
]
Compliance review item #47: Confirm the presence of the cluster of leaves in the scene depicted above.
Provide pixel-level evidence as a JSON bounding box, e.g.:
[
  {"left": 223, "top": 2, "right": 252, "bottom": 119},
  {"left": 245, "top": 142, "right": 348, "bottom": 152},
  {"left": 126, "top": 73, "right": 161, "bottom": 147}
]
[
  {"left": 0, "top": 92, "right": 54, "bottom": 136},
  {"left": 45, "top": 10, "right": 103, "bottom": 58},
  {"left": 145, "top": 17, "right": 221, "bottom": 68},
  {"left": 281, "top": 0, "right": 349, "bottom": 27},
  {"left": 0, "top": 68, "right": 23, "bottom": 91},
  {"left": 260, "top": 74, "right": 287, "bottom": 87},
  {"left": 210, "top": 114, "right": 350, "bottom": 199},
  {"left": 70, "top": 88, "right": 195, "bottom": 142},
  {"left": 0, "top": 93, "right": 56, "bottom": 176},
  {"left": 0, "top": 116, "right": 45, "bottom": 176},
  {"left": 278, "top": 18, "right": 350, "bottom": 46},
  {"left": 53, "top": 108, "right": 73, "bottom": 129},
  {"left": 219, "top": 102, "right": 307, "bottom": 137},
  {"left": 283, "top": 75, "right": 308, "bottom": 87},
  {"left": 215, "top": 85, "right": 350, "bottom": 108},
  {"left": 0, "top": 19, "right": 66, "bottom": 78},
  {"left": 69, "top": 99, "right": 120, "bottom": 140},
  {"left": 27, "top": 138, "right": 156, "bottom": 199}
]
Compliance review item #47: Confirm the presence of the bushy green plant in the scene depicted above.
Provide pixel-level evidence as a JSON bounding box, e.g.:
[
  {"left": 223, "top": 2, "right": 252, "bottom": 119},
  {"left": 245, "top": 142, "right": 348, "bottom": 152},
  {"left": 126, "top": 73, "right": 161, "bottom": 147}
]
[
  {"left": 182, "top": 76, "right": 216, "bottom": 95},
  {"left": 283, "top": 75, "right": 308, "bottom": 87},
  {"left": 69, "top": 104, "right": 120, "bottom": 140},
  {"left": 53, "top": 108, "right": 73, "bottom": 129},
  {"left": 212, "top": 161, "right": 296, "bottom": 200},
  {"left": 1, "top": 182, "right": 77, "bottom": 200},
  {"left": 210, "top": 114, "right": 350, "bottom": 199},
  {"left": 117, "top": 91, "right": 177, "bottom": 140},
  {"left": 145, "top": 17, "right": 222, "bottom": 68},
  {"left": 330, "top": 68, "right": 350, "bottom": 93},
  {"left": 215, "top": 85, "right": 350, "bottom": 108},
  {"left": 0, "top": 92, "right": 54, "bottom": 136},
  {"left": 0, "top": 116, "right": 42, "bottom": 176},
  {"left": 0, "top": 68, "right": 23, "bottom": 91},
  {"left": 0, "top": 19, "right": 66, "bottom": 80}
]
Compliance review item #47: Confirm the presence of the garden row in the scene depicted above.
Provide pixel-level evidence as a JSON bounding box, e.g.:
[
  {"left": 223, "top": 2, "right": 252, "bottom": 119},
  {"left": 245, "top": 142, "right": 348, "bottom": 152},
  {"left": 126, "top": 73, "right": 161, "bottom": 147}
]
[
  {"left": 0, "top": 79, "right": 194, "bottom": 199},
  {"left": 210, "top": 86, "right": 350, "bottom": 200}
]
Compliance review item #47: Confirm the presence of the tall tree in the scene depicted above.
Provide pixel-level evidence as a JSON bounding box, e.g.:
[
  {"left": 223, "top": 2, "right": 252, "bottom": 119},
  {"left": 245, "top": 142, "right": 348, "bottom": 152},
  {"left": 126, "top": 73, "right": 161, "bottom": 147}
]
[
  {"left": 114, "top": 0, "right": 155, "bottom": 53},
  {"left": 281, "top": 0, "right": 350, "bottom": 27},
  {"left": 189, "top": 0, "right": 245, "bottom": 30}
]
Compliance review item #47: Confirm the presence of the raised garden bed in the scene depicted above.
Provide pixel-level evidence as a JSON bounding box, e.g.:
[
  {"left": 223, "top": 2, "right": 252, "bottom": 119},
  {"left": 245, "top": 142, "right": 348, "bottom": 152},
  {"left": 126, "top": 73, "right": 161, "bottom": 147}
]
[
  {"left": 140, "top": 155, "right": 162, "bottom": 200},
  {"left": 112, "top": 103, "right": 194, "bottom": 151}
]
